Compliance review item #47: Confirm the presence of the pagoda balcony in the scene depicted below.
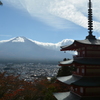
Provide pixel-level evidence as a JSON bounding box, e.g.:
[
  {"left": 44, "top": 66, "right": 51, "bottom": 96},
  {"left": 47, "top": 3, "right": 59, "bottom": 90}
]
[
  {"left": 86, "top": 54, "right": 100, "bottom": 58},
  {"left": 73, "top": 55, "right": 100, "bottom": 59},
  {"left": 85, "top": 73, "right": 100, "bottom": 76},
  {"left": 72, "top": 71, "right": 85, "bottom": 76},
  {"left": 73, "top": 71, "right": 100, "bottom": 76},
  {"left": 71, "top": 91, "right": 100, "bottom": 97},
  {"left": 73, "top": 55, "right": 84, "bottom": 59}
]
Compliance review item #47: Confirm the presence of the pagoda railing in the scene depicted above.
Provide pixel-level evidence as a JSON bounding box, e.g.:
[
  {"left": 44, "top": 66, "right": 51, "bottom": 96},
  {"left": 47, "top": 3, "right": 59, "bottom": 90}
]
[
  {"left": 85, "top": 73, "right": 100, "bottom": 76},
  {"left": 72, "top": 71, "right": 85, "bottom": 76},
  {"left": 73, "top": 55, "right": 100, "bottom": 59},
  {"left": 73, "top": 55, "right": 84, "bottom": 59},
  {"left": 71, "top": 90, "right": 100, "bottom": 97},
  {"left": 72, "top": 71, "right": 100, "bottom": 76}
]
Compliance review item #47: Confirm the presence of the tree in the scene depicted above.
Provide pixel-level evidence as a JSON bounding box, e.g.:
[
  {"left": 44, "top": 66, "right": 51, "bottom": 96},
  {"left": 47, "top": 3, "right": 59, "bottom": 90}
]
[
  {"left": 57, "top": 58, "right": 76, "bottom": 77},
  {"left": 0, "top": 72, "right": 58, "bottom": 100}
]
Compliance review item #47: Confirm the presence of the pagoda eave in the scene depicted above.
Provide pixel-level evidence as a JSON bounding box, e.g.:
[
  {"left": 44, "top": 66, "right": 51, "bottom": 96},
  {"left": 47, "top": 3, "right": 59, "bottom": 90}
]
[
  {"left": 60, "top": 41, "right": 80, "bottom": 51},
  {"left": 59, "top": 59, "right": 74, "bottom": 66},
  {"left": 54, "top": 92, "right": 100, "bottom": 100},
  {"left": 57, "top": 75, "right": 81, "bottom": 85},
  {"left": 57, "top": 75, "right": 100, "bottom": 87},
  {"left": 53, "top": 92, "right": 70, "bottom": 100},
  {"left": 59, "top": 58, "right": 100, "bottom": 66}
]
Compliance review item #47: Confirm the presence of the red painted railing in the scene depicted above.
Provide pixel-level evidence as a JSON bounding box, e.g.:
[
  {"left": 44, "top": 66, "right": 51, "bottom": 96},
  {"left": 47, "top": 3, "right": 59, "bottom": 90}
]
[
  {"left": 71, "top": 91, "right": 100, "bottom": 97},
  {"left": 73, "top": 55, "right": 100, "bottom": 58},
  {"left": 72, "top": 71, "right": 100, "bottom": 76}
]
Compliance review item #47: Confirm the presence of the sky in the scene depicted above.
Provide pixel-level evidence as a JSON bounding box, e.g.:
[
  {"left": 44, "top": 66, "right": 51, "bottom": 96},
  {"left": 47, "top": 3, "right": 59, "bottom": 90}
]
[{"left": 1, "top": 0, "right": 100, "bottom": 43}]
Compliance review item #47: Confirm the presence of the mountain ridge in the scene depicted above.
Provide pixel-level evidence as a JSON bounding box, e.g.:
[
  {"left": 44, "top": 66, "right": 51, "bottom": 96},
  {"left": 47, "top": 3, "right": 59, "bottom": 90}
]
[
  {"left": 0, "top": 37, "right": 74, "bottom": 63},
  {"left": 0, "top": 36, "right": 74, "bottom": 51}
]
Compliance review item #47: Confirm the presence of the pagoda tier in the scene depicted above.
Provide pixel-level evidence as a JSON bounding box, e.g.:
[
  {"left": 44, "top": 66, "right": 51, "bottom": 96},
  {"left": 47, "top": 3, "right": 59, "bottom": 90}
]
[
  {"left": 57, "top": 75, "right": 100, "bottom": 87},
  {"left": 61, "top": 39, "right": 100, "bottom": 58},
  {"left": 59, "top": 58, "right": 100, "bottom": 76},
  {"left": 59, "top": 58, "right": 100, "bottom": 66},
  {"left": 61, "top": 39, "right": 100, "bottom": 51}
]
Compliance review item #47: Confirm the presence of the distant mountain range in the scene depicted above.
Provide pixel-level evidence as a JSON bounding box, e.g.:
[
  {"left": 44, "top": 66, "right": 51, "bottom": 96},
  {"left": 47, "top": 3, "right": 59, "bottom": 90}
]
[{"left": 0, "top": 37, "right": 74, "bottom": 64}]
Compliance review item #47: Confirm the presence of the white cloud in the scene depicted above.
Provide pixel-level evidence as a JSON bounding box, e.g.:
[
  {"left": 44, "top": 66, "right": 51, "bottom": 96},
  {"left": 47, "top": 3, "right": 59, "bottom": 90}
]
[
  {"left": 0, "top": 35, "right": 12, "bottom": 37},
  {"left": 4, "top": 0, "right": 100, "bottom": 32},
  {"left": 98, "top": 37, "right": 100, "bottom": 39}
]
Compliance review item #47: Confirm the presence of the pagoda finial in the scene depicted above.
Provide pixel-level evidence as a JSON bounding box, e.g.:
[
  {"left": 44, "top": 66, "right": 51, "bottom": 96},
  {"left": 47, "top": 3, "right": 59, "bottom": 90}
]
[
  {"left": 88, "top": 0, "right": 93, "bottom": 35},
  {"left": 86, "top": 0, "right": 96, "bottom": 39},
  {"left": 89, "top": 0, "right": 92, "bottom": 8}
]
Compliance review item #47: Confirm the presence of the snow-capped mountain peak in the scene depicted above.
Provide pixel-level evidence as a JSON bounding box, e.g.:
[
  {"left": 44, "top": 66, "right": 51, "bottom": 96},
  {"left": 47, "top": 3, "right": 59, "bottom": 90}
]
[
  {"left": 11, "top": 37, "right": 25, "bottom": 42},
  {"left": 0, "top": 37, "right": 74, "bottom": 50},
  {"left": 0, "top": 37, "right": 74, "bottom": 63},
  {"left": 0, "top": 37, "right": 27, "bottom": 43}
]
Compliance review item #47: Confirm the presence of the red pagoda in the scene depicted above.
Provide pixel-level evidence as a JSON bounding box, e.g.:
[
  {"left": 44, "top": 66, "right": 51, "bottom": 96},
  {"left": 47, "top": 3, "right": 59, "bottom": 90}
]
[{"left": 54, "top": 0, "right": 100, "bottom": 100}]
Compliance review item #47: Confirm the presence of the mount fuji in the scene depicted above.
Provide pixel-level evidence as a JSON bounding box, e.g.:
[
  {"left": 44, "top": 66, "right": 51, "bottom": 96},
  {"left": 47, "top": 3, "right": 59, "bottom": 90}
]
[{"left": 0, "top": 37, "right": 74, "bottom": 63}]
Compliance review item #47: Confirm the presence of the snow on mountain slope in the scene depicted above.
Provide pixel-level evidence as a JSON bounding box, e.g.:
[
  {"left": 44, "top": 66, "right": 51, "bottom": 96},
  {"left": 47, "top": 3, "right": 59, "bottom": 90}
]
[
  {"left": 28, "top": 38, "right": 74, "bottom": 51},
  {"left": 0, "top": 37, "right": 74, "bottom": 63},
  {"left": 12, "top": 37, "right": 25, "bottom": 42},
  {"left": 0, "top": 37, "right": 74, "bottom": 51}
]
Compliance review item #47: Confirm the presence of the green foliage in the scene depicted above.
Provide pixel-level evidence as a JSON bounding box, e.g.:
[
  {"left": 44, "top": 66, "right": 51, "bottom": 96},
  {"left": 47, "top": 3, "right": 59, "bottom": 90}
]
[
  {"left": 57, "top": 66, "right": 76, "bottom": 77},
  {"left": 50, "top": 77, "right": 57, "bottom": 83},
  {"left": 57, "top": 58, "right": 76, "bottom": 77}
]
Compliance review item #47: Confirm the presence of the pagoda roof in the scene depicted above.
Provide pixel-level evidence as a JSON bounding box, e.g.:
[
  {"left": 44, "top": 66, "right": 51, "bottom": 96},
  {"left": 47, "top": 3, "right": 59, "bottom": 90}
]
[
  {"left": 57, "top": 75, "right": 100, "bottom": 86},
  {"left": 61, "top": 38, "right": 100, "bottom": 51},
  {"left": 53, "top": 92, "right": 70, "bottom": 100},
  {"left": 59, "top": 59, "right": 73, "bottom": 65},
  {"left": 73, "top": 76, "right": 100, "bottom": 86},
  {"left": 76, "top": 39, "right": 100, "bottom": 45},
  {"left": 59, "top": 58, "right": 100, "bottom": 66},
  {"left": 54, "top": 92, "right": 100, "bottom": 100},
  {"left": 57, "top": 75, "right": 81, "bottom": 85}
]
